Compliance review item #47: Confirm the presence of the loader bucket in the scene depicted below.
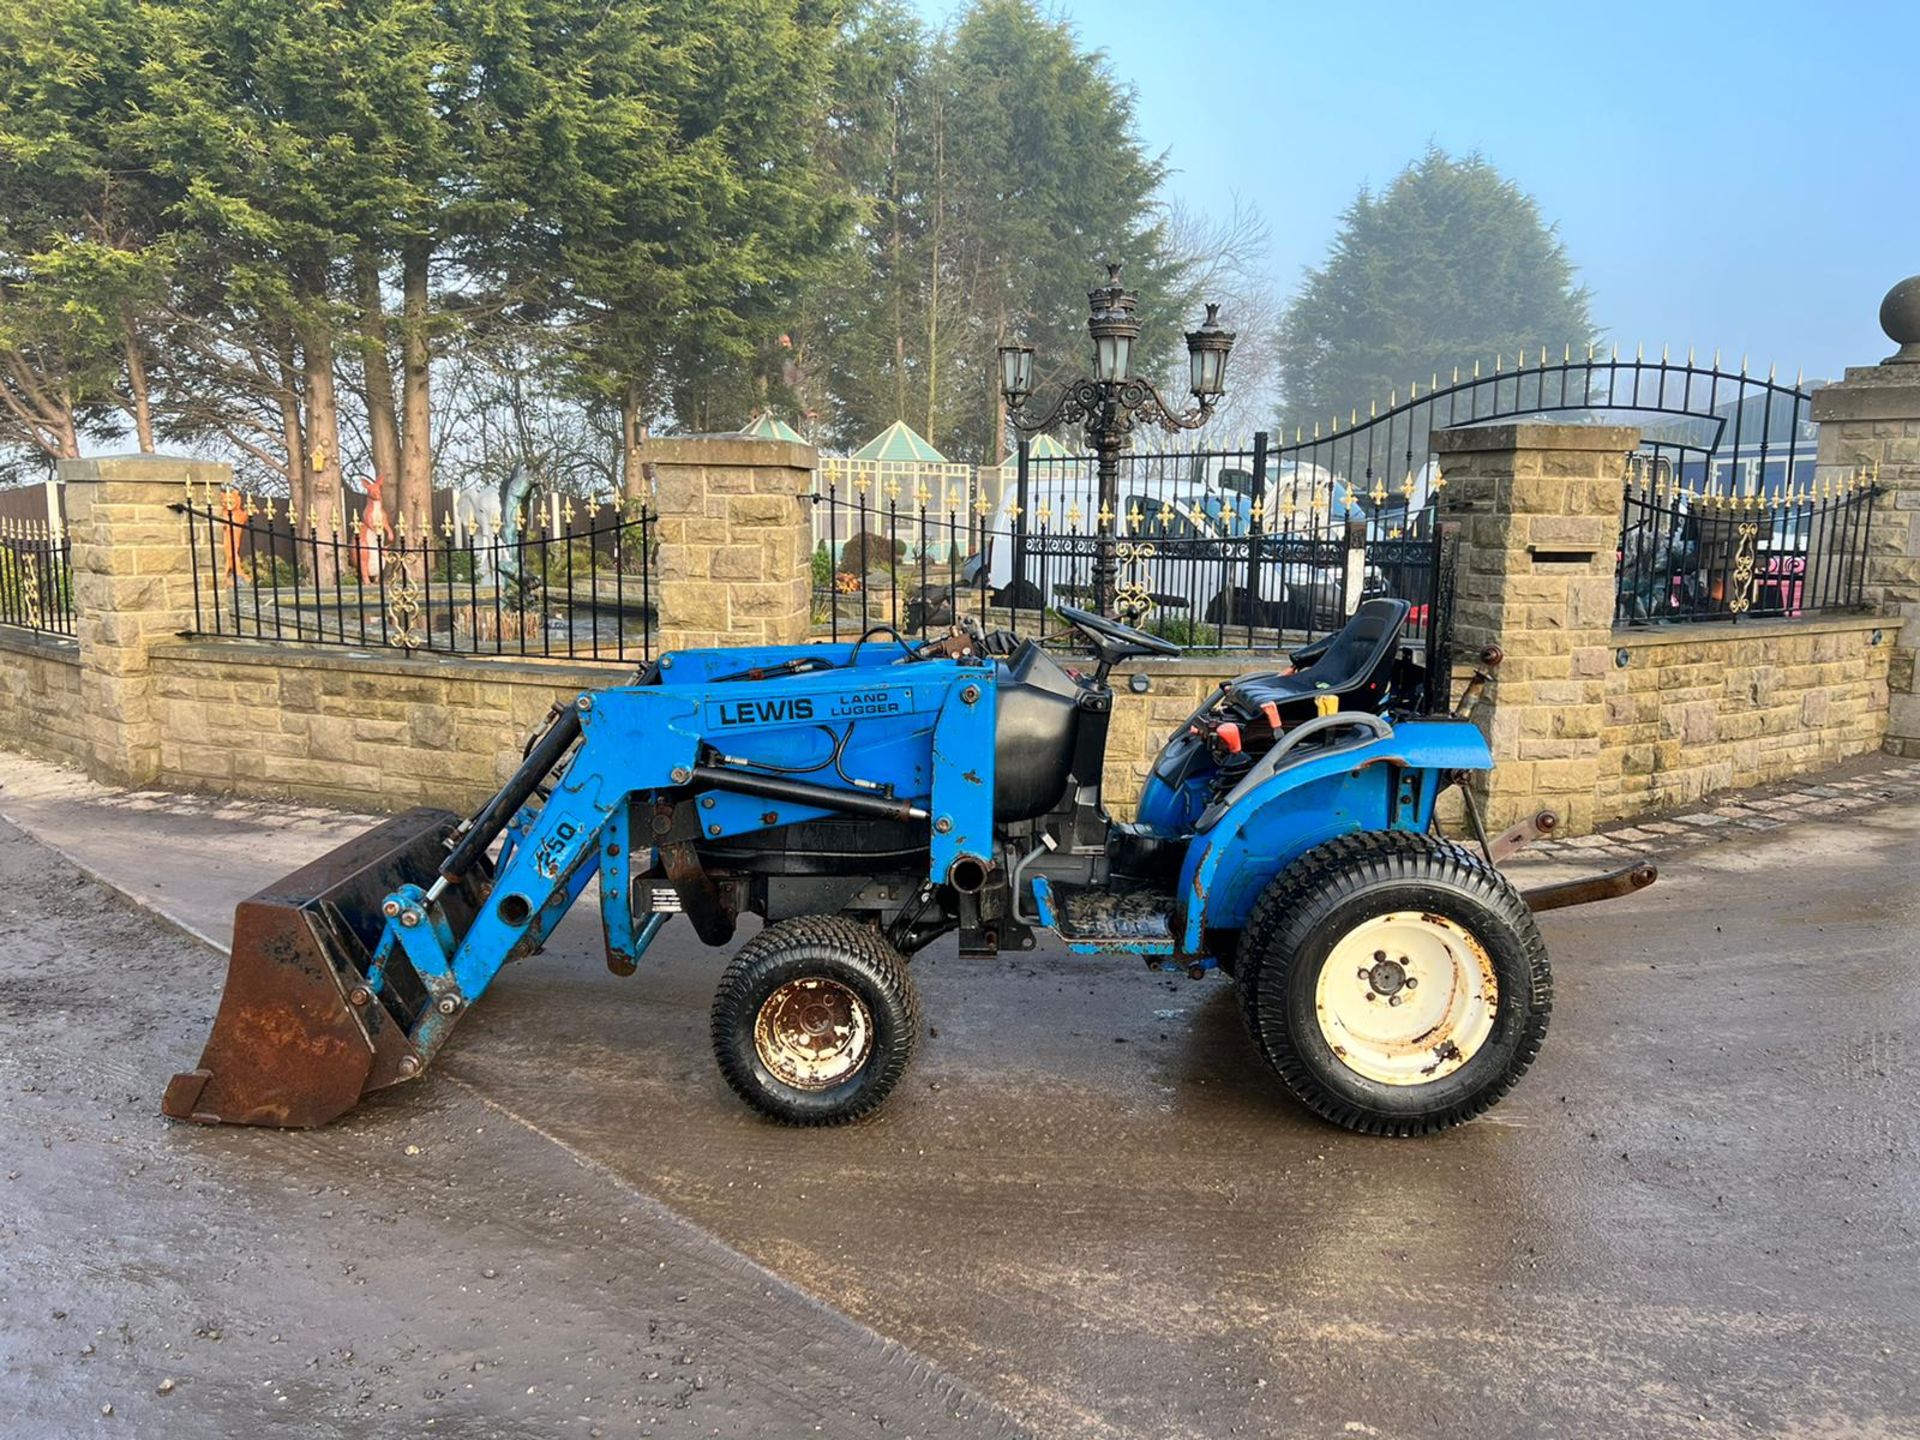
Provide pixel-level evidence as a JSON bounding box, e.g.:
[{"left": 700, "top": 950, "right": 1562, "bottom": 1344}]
[{"left": 162, "top": 807, "right": 491, "bottom": 1128}]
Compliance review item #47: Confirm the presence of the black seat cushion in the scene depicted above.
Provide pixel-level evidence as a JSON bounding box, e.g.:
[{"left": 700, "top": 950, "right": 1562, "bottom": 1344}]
[{"left": 1223, "top": 598, "right": 1410, "bottom": 719}]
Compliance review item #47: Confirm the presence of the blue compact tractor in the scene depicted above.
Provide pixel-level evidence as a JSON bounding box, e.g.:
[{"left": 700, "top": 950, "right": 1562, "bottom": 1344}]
[{"left": 164, "top": 602, "right": 1652, "bottom": 1136}]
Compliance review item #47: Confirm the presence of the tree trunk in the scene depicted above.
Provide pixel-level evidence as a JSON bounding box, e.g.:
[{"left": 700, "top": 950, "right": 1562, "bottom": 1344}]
[
  {"left": 356, "top": 252, "right": 403, "bottom": 518},
  {"left": 398, "top": 240, "right": 433, "bottom": 542},
  {"left": 888, "top": 93, "right": 907, "bottom": 423},
  {"left": 123, "top": 325, "right": 155, "bottom": 453},
  {"left": 924, "top": 96, "right": 944, "bottom": 446},
  {"left": 300, "top": 313, "right": 344, "bottom": 584},
  {"left": 275, "top": 331, "right": 309, "bottom": 523},
  {"left": 621, "top": 379, "right": 645, "bottom": 501},
  {"left": 56, "top": 387, "right": 79, "bottom": 459}
]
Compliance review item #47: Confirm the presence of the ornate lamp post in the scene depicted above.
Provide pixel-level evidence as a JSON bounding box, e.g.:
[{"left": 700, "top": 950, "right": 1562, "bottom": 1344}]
[{"left": 998, "top": 264, "right": 1234, "bottom": 614}]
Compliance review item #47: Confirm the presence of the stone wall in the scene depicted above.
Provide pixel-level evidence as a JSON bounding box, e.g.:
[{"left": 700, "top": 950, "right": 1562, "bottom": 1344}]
[
  {"left": 1102, "top": 658, "right": 1238, "bottom": 813},
  {"left": 645, "top": 435, "right": 816, "bottom": 651},
  {"left": 1434, "top": 422, "right": 1638, "bottom": 835},
  {"left": 0, "top": 630, "right": 85, "bottom": 767},
  {"left": 1812, "top": 355, "right": 1920, "bottom": 755},
  {"left": 147, "top": 641, "right": 610, "bottom": 813},
  {"left": 1101, "top": 618, "right": 1896, "bottom": 827},
  {"left": 1597, "top": 615, "right": 1894, "bottom": 821},
  {"left": 0, "top": 429, "right": 1905, "bottom": 829}
]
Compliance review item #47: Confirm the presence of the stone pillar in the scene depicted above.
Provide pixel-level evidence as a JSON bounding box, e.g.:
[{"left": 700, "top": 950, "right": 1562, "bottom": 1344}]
[
  {"left": 62, "top": 454, "right": 233, "bottom": 785},
  {"left": 1435, "top": 422, "right": 1640, "bottom": 835},
  {"left": 643, "top": 436, "right": 817, "bottom": 651},
  {"left": 1810, "top": 277, "right": 1920, "bottom": 756}
]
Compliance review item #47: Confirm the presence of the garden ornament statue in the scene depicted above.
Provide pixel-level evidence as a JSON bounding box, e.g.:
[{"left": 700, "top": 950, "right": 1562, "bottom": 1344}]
[
  {"left": 1618, "top": 509, "right": 1701, "bottom": 622},
  {"left": 453, "top": 460, "right": 538, "bottom": 589},
  {"left": 218, "top": 488, "right": 250, "bottom": 581},
  {"left": 355, "top": 475, "right": 391, "bottom": 585}
]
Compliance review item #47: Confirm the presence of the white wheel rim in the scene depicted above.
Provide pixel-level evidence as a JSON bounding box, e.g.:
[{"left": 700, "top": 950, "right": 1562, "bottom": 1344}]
[
  {"left": 1314, "top": 911, "right": 1498, "bottom": 1086},
  {"left": 754, "top": 978, "right": 874, "bottom": 1090}
]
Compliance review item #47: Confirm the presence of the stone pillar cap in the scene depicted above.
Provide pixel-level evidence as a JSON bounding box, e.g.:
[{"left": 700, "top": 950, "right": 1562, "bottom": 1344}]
[
  {"left": 57, "top": 454, "right": 234, "bottom": 484},
  {"left": 1432, "top": 421, "right": 1642, "bottom": 455},
  {"left": 1881, "top": 275, "right": 1920, "bottom": 364}
]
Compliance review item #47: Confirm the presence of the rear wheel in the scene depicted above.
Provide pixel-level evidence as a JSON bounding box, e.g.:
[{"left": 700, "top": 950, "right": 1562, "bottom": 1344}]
[
  {"left": 711, "top": 917, "right": 920, "bottom": 1126},
  {"left": 1237, "top": 831, "right": 1550, "bottom": 1135}
]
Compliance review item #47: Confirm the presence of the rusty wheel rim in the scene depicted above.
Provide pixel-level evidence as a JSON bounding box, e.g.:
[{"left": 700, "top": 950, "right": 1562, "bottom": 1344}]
[
  {"left": 753, "top": 977, "right": 873, "bottom": 1091},
  {"left": 1314, "top": 911, "right": 1498, "bottom": 1086}
]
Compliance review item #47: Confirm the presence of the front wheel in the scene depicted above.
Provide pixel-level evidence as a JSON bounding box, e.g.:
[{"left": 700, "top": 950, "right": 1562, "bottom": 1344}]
[
  {"left": 711, "top": 917, "right": 921, "bottom": 1126},
  {"left": 1237, "top": 831, "right": 1551, "bottom": 1135}
]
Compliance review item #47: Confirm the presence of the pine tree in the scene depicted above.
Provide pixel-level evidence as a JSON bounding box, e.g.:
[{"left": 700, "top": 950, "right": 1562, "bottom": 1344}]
[{"left": 1278, "top": 148, "right": 1598, "bottom": 431}]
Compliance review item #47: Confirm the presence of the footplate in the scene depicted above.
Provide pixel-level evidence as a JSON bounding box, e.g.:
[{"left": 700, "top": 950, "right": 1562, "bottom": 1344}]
[{"left": 1031, "top": 877, "right": 1176, "bottom": 956}]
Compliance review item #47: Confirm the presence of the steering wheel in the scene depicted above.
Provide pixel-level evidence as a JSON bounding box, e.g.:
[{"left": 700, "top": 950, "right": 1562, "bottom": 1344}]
[{"left": 1056, "top": 603, "right": 1182, "bottom": 668}]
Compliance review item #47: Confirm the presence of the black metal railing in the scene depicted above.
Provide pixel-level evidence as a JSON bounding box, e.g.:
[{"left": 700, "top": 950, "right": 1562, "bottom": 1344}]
[
  {"left": 810, "top": 482, "right": 1444, "bottom": 654},
  {"left": 180, "top": 491, "right": 657, "bottom": 663},
  {"left": 1615, "top": 458, "right": 1878, "bottom": 625},
  {"left": 0, "top": 520, "right": 75, "bottom": 638}
]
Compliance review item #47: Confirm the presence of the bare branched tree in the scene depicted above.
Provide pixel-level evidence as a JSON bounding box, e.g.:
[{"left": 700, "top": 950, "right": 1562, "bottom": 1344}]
[{"left": 1160, "top": 194, "right": 1285, "bottom": 441}]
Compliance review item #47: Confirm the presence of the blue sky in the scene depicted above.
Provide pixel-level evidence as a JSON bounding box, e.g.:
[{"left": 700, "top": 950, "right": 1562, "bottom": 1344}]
[{"left": 912, "top": 0, "right": 1920, "bottom": 384}]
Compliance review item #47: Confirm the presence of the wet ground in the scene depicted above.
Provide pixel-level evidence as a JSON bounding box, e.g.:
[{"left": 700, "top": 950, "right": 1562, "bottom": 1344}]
[{"left": 2, "top": 784, "right": 1918, "bottom": 1437}]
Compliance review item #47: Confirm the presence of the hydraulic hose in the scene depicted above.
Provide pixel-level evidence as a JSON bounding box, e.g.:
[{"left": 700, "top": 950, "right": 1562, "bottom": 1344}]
[
  {"left": 438, "top": 702, "right": 583, "bottom": 886},
  {"left": 691, "top": 764, "right": 927, "bottom": 823}
]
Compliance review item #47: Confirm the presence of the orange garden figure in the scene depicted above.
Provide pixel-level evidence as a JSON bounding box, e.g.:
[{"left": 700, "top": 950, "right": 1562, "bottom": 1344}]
[
  {"left": 219, "top": 489, "right": 250, "bottom": 580},
  {"left": 356, "top": 475, "right": 392, "bottom": 584}
]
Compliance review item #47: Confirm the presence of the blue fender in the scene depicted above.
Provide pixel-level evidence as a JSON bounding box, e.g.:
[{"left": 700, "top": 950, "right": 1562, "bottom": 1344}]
[{"left": 1172, "top": 717, "right": 1492, "bottom": 953}]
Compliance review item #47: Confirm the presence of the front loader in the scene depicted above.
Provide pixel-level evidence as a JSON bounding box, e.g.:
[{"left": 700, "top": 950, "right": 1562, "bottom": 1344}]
[{"left": 164, "top": 602, "right": 1653, "bottom": 1135}]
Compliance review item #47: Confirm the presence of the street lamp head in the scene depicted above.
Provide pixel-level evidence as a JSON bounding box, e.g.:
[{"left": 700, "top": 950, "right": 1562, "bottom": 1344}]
[
  {"left": 1087, "top": 262, "right": 1141, "bottom": 383},
  {"left": 997, "top": 343, "right": 1034, "bottom": 406},
  {"left": 1186, "top": 302, "right": 1234, "bottom": 401}
]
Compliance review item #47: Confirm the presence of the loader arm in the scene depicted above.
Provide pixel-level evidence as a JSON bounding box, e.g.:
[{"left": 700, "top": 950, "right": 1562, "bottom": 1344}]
[{"left": 166, "top": 649, "right": 999, "bottom": 1127}]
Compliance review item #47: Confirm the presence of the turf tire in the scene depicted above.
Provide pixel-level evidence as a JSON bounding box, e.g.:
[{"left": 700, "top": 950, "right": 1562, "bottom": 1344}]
[
  {"left": 711, "top": 917, "right": 920, "bottom": 1126},
  {"left": 1236, "top": 830, "right": 1550, "bottom": 1136}
]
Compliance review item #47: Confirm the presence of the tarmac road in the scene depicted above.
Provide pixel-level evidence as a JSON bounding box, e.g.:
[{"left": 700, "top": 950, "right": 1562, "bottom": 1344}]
[
  {"left": 0, "top": 816, "right": 1025, "bottom": 1440},
  {"left": 1, "top": 791, "right": 1917, "bottom": 1437}
]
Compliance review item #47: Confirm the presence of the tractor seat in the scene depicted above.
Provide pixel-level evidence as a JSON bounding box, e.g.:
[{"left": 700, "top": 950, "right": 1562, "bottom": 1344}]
[{"left": 1222, "top": 597, "right": 1411, "bottom": 720}]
